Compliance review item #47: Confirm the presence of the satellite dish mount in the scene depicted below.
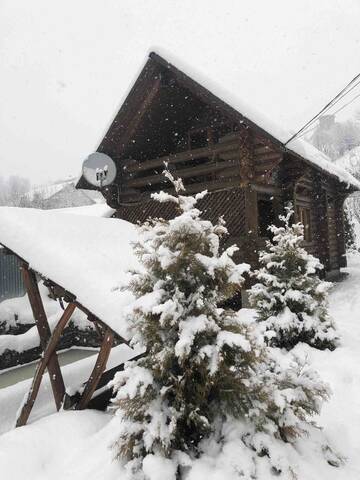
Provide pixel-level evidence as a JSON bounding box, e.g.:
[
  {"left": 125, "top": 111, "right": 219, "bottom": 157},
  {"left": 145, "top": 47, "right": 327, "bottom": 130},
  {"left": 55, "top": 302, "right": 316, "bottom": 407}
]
[{"left": 82, "top": 152, "right": 117, "bottom": 189}]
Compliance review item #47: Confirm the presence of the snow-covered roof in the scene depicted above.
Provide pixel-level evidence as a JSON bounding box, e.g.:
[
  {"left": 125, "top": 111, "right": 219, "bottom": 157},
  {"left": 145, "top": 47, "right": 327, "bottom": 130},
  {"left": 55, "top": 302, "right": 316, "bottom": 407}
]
[
  {"left": 0, "top": 207, "right": 139, "bottom": 340},
  {"left": 52, "top": 203, "right": 115, "bottom": 217},
  {"left": 26, "top": 177, "right": 77, "bottom": 201},
  {"left": 148, "top": 50, "right": 360, "bottom": 190}
]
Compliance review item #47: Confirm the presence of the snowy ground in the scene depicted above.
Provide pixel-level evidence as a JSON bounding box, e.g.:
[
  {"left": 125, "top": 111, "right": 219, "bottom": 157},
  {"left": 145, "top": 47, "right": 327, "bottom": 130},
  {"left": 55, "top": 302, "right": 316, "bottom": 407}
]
[{"left": 1, "top": 254, "right": 360, "bottom": 479}]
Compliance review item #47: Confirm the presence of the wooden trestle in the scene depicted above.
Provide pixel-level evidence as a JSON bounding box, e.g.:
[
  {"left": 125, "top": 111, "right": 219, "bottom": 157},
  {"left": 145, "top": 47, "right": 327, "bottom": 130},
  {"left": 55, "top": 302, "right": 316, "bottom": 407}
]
[{"left": 12, "top": 261, "right": 122, "bottom": 428}]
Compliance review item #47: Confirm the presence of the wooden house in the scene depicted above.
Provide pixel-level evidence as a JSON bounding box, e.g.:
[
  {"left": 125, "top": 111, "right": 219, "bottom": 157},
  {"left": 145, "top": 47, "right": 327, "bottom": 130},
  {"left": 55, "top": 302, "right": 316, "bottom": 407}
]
[
  {"left": 1, "top": 53, "right": 360, "bottom": 426},
  {"left": 77, "top": 52, "right": 360, "bottom": 278}
]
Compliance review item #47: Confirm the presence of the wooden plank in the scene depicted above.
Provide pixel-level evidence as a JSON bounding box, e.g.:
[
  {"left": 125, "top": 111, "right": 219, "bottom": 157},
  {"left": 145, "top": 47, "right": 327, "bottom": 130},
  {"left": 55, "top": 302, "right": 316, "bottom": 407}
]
[
  {"left": 334, "top": 194, "right": 346, "bottom": 266},
  {"left": 120, "top": 77, "right": 161, "bottom": 150},
  {"left": 63, "top": 351, "right": 145, "bottom": 410},
  {"left": 125, "top": 141, "right": 240, "bottom": 173},
  {"left": 126, "top": 158, "right": 239, "bottom": 188},
  {"left": 254, "top": 145, "right": 276, "bottom": 155},
  {"left": 312, "top": 175, "right": 330, "bottom": 271},
  {"left": 74, "top": 301, "right": 129, "bottom": 345},
  {"left": 16, "top": 303, "right": 76, "bottom": 427},
  {"left": 86, "top": 352, "right": 146, "bottom": 410},
  {"left": 244, "top": 187, "right": 258, "bottom": 235},
  {"left": 76, "top": 328, "right": 114, "bottom": 410},
  {"left": 21, "top": 265, "right": 66, "bottom": 410},
  {"left": 254, "top": 153, "right": 282, "bottom": 163}
]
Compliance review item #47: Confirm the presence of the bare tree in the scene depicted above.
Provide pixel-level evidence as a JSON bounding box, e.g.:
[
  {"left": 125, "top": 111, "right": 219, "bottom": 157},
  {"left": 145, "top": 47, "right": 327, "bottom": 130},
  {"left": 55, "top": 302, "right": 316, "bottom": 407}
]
[{"left": 0, "top": 175, "right": 31, "bottom": 206}]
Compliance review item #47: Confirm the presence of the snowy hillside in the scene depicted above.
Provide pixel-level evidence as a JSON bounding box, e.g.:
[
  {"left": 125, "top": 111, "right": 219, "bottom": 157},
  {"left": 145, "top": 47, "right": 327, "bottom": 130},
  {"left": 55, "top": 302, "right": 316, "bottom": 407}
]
[
  {"left": 335, "top": 146, "right": 360, "bottom": 177},
  {"left": 1, "top": 254, "right": 360, "bottom": 479}
]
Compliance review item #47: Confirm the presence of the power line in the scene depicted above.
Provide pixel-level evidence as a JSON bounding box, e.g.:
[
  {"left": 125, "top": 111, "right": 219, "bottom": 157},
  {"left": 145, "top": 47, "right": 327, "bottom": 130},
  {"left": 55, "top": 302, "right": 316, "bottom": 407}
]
[
  {"left": 285, "top": 71, "right": 360, "bottom": 145},
  {"left": 295, "top": 90, "right": 360, "bottom": 140},
  {"left": 331, "top": 91, "right": 360, "bottom": 117}
]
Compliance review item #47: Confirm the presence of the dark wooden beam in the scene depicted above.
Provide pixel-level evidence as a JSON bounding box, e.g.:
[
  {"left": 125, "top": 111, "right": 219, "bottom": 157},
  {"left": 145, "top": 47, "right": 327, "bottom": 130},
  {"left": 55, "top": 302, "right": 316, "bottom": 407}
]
[
  {"left": 312, "top": 174, "right": 330, "bottom": 272},
  {"left": 74, "top": 301, "right": 129, "bottom": 345},
  {"left": 21, "top": 265, "right": 66, "bottom": 411},
  {"left": 16, "top": 302, "right": 76, "bottom": 427},
  {"left": 335, "top": 194, "right": 347, "bottom": 268},
  {"left": 76, "top": 328, "right": 114, "bottom": 410},
  {"left": 124, "top": 140, "right": 240, "bottom": 174},
  {"left": 119, "top": 77, "right": 161, "bottom": 152},
  {"left": 126, "top": 157, "right": 239, "bottom": 189}
]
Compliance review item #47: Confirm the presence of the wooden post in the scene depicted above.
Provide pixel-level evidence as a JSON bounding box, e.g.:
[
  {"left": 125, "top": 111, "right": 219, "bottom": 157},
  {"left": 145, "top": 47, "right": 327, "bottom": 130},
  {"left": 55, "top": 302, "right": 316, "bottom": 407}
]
[
  {"left": 335, "top": 194, "right": 347, "bottom": 268},
  {"left": 312, "top": 176, "right": 330, "bottom": 273},
  {"left": 76, "top": 328, "right": 114, "bottom": 410},
  {"left": 21, "top": 265, "right": 66, "bottom": 410},
  {"left": 16, "top": 302, "right": 76, "bottom": 427}
]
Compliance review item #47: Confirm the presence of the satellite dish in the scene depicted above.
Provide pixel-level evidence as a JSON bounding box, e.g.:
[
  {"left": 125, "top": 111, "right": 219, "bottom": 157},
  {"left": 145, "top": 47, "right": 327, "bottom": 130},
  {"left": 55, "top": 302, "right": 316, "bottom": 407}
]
[{"left": 82, "top": 152, "right": 117, "bottom": 188}]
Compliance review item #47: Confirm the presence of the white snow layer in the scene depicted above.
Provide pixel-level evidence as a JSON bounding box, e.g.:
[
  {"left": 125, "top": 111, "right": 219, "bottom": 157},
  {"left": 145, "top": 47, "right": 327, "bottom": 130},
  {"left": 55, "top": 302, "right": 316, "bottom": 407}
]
[
  {"left": 0, "top": 207, "right": 139, "bottom": 340},
  {"left": 147, "top": 49, "right": 360, "bottom": 190},
  {"left": 51, "top": 203, "right": 115, "bottom": 217},
  {"left": 0, "top": 342, "right": 137, "bottom": 435},
  {"left": 1, "top": 254, "right": 360, "bottom": 479}
]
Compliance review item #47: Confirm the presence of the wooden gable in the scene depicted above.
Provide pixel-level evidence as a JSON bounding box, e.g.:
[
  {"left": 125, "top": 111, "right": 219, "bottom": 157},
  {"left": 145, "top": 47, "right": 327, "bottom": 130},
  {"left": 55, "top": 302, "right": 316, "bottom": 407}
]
[
  {"left": 77, "top": 53, "right": 288, "bottom": 207},
  {"left": 76, "top": 52, "right": 353, "bottom": 277}
]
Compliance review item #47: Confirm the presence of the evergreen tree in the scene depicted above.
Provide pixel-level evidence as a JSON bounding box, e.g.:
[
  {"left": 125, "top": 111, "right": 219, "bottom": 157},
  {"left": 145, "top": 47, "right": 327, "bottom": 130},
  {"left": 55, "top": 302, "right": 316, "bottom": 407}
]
[
  {"left": 111, "top": 175, "right": 330, "bottom": 478},
  {"left": 249, "top": 205, "right": 338, "bottom": 351}
]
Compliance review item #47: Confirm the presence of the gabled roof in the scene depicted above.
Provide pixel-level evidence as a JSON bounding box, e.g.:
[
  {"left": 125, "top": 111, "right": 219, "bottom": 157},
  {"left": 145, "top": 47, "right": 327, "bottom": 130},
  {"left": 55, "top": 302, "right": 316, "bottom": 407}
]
[{"left": 77, "top": 51, "right": 360, "bottom": 191}]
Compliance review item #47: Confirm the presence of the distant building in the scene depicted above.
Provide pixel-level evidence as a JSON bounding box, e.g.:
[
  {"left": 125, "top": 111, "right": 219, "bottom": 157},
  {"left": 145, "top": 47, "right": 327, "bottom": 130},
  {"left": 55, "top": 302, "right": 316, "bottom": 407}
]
[{"left": 43, "top": 182, "right": 103, "bottom": 209}]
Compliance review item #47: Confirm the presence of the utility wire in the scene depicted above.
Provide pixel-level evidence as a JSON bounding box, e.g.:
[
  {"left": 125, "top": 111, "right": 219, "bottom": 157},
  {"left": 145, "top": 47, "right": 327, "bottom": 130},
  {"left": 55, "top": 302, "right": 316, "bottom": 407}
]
[
  {"left": 285, "top": 71, "right": 360, "bottom": 145},
  {"left": 331, "top": 91, "right": 360, "bottom": 117},
  {"left": 295, "top": 90, "right": 360, "bottom": 140}
]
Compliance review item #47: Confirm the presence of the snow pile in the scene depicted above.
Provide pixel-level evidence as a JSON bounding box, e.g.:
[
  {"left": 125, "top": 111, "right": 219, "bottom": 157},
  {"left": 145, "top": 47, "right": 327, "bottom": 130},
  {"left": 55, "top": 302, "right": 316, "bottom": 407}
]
[
  {"left": 0, "top": 207, "right": 140, "bottom": 340},
  {"left": 0, "top": 342, "right": 138, "bottom": 435},
  {"left": 52, "top": 203, "right": 115, "bottom": 217},
  {"left": 0, "top": 284, "right": 55, "bottom": 330}
]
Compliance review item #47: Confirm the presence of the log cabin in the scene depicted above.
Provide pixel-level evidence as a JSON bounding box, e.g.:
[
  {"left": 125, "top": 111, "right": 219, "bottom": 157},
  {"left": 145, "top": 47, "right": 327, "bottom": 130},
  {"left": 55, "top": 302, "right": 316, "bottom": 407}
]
[
  {"left": 77, "top": 52, "right": 360, "bottom": 279},
  {"left": 1, "top": 52, "right": 360, "bottom": 424}
]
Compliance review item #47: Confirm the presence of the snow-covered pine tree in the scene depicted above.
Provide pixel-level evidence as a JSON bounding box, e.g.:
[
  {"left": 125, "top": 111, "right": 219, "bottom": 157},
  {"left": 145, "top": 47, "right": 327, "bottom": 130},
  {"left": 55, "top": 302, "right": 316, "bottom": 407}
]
[
  {"left": 249, "top": 204, "right": 338, "bottom": 351},
  {"left": 111, "top": 175, "right": 330, "bottom": 478}
]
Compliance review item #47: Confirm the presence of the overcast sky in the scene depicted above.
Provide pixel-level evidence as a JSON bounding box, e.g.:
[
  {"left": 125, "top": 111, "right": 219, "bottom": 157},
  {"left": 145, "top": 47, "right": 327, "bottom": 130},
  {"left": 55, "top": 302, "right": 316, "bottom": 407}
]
[{"left": 1, "top": 0, "right": 360, "bottom": 185}]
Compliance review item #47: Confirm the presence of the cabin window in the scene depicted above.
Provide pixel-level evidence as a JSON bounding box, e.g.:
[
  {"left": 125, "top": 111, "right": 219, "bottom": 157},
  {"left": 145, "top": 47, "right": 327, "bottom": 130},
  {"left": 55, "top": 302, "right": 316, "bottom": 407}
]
[
  {"left": 258, "top": 197, "right": 276, "bottom": 238},
  {"left": 188, "top": 128, "right": 212, "bottom": 149},
  {"left": 296, "top": 206, "right": 312, "bottom": 242}
]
